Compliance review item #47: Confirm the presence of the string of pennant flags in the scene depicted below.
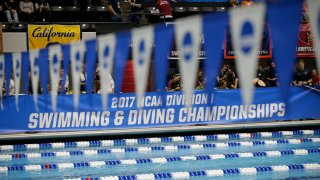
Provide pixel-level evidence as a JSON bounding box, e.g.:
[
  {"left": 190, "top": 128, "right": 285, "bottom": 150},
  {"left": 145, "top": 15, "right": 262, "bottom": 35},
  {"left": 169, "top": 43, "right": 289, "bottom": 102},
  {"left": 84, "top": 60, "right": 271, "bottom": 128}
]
[{"left": 0, "top": 0, "right": 319, "bottom": 112}]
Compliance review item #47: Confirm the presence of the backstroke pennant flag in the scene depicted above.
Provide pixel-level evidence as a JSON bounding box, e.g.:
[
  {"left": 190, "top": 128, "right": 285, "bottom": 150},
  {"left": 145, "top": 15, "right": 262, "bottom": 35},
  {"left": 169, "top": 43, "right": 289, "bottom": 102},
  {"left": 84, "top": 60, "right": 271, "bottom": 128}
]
[
  {"left": 29, "top": 49, "right": 41, "bottom": 111},
  {"left": 132, "top": 26, "right": 154, "bottom": 108},
  {"left": 12, "top": 52, "right": 22, "bottom": 111},
  {"left": 175, "top": 15, "right": 202, "bottom": 107},
  {"left": 5, "top": 54, "right": 12, "bottom": 97},
  {"left": 306, "top": 0, "right": 320, "bottom": 72},
  {"left": 154, "top": 23, "right": 174, "bottom": 92},
  {"left": 267, "top": 0, "right": 302, "bottom": 103},
  {"left": 230, "top": 4, "right": 266, "bottom": 106},
  {"left": 0, "top": 54, "right": 4, "bottom": 109},
  {"left": 70, "top": 41, "right": 86, "bottom": 110},
  {"left": 97, "top": 33, "right": 116, "bottom": 110},
  {"left": 114, "top": 31, "right": 131, "bottom": 93},
  {"left": 203, "top": 12, "right": 228, "bottom": 92},
  {"left": 48, "top": 44, "right": 62, "bottom": 111},
  {"left": 22, "top": 52, "right": 30, "bottom": 94},
  {"left": 85, "top": 39, "right": 97, "bottom": 94}
]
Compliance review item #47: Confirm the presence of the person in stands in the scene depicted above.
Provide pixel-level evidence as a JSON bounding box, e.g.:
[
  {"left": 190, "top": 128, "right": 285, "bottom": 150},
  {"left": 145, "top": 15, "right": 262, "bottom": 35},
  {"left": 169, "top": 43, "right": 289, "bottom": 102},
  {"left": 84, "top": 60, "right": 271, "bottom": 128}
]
[
  {"left": 35, "top": 0, "right": 50, "bottom": 22},
  {"left": 155, "top": 0, "right": 173, "bottom": 23},
  {"left": 309, "top": 68, "right": 320, "bottom": 85},
  {"left": 19, "top": 0, "right": 35, "bottom": 22},
  {"left": 129, "top": 0, "right": 143, "bottom": 26},
  {"left": 292, "top": 59, "right": 312, "bottom": 86},
  {"left": 3, "top": 0, "right": 19, "bottom": 23},
  {"left": 107, "top": 0, "right": 122, "bottom": 22}
]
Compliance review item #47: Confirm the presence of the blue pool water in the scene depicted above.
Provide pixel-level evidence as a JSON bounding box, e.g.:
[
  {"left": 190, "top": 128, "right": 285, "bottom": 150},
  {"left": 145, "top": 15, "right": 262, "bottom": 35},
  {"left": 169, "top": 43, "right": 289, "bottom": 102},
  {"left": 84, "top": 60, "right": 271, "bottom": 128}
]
[{"left": 0, "top": 129, "right": 320, "bottom": 179}]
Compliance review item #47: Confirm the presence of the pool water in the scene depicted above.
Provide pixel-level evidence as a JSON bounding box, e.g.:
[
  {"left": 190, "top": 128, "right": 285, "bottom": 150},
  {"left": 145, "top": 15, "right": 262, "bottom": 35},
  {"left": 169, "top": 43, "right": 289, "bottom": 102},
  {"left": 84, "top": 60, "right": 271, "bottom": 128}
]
[{"left": 0, "top": 129, "right": 319, "bottom": 179}]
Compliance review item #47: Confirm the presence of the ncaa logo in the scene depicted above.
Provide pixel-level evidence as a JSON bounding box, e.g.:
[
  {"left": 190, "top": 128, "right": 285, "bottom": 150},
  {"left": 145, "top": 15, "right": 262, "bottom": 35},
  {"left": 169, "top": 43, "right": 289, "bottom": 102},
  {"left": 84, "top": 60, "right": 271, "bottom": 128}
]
[
  {"left": 103, "top": 46, "right": 110, "bottom": 68},
  {"left": 75, "top": 51, "right": 81, "bottom": 72},
  {"left": 52, "top": 55, "right": 59, "bottom": 73},
  {"left": 138, "top": 40, "right": 145, "bottom": 65},
  {"left": 33, "top": 58, "right": 39, "bottom": 76},
  {"left": 15, "top": 60, "right": 20, "bottom": 77},
  {"left": 182, "top": 32, "right": 193, "bottom": 61},
  {"left": 240, "top": 21, "right": 254, "bottom": 55}
]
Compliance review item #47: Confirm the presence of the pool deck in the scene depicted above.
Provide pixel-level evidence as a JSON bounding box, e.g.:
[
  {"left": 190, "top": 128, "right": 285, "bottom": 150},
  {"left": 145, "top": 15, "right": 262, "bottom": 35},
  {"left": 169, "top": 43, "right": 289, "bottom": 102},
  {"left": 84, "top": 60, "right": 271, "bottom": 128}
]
[{"left": 0, "top": 119, "right": 319, "bottom": 141}]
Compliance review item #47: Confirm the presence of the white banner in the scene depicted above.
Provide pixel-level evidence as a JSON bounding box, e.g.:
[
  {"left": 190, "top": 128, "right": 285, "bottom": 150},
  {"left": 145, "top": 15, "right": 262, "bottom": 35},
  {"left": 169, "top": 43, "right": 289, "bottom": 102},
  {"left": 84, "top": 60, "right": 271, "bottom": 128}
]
[
  {"left": 70, "top": 41, "right": 86, "bottom": 110},
  {"left": 132, "top": 26, "right": 154, "bottom": 107},
  {"left": 230, "top": 4, "right": 266, "bottom": 105},
  {"left": 0, "top": 55, "right": 4, "bottom": 110},
  {"left": 98, "top": 33, "right": 116, "bottom": 110},
  {"left": 307, "top": 0, "right": 320, "bottom": 72},
  {"left": 29, "top": 49, "right": 41, "bottom": 111},
  {"left": 12, "top": 53, "right": 22, "bottom": 111},
  {"left": 48, "top": 44, "right": 62, "bottom": 112},
  {"left": 175, "top": 15, "right": 202, "bottom": 106}
]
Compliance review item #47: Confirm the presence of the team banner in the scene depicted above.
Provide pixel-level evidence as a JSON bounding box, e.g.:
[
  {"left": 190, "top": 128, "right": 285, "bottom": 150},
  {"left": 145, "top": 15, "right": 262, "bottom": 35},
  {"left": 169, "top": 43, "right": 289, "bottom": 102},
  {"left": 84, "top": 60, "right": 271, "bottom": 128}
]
[
  {"left": 175, "top": 15, "right": 202, "bottom": 107},
  {"left": 98, "top": 33, "right": 116, "bottom": 110},
  {"left": 306, "top": 0, "right": 320, "bottom": 72},
  {"left": 27, "top": 24, "right": 81, "bottom": 50},
  {"left": 203, "top": 12, "right": 228, "bottom": 91},
  {"left": 297, "top": 23, "right": 315, "bottom": 58},
  {"left": 48, "top": 44, "right": 62, "bottom": 111},
  {"left": 132, "top": 26, "right": 154, "bottom": 107},
  {"left": 0, "top": 54, "right": 4, "bottom": 109},
  {"left": 29, "top": 49, "right": 41, "bottom": 111},
  {"left": 12, "top": 52, "right": 22, "bottom": 111},
  {"left": 70, "top": 41, "right": 86, "bottom": 110},
  {"left": 267, "top": 0, "right": 302, "bottom": 103},
  {"left": 230, "top": 4, "right": 266, "bottom": 106},
  {"left": 0, "top": 87, "right": 319, "bottom": 132}
]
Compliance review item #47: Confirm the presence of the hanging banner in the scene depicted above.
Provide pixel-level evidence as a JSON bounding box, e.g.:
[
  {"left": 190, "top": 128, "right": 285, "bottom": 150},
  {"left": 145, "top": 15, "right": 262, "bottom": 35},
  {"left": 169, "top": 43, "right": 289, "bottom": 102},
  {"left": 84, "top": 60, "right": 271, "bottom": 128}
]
[
  {"left": 29, "top": 50, "right": 41, "bottom": 111},
  {"left": 98, "top": 33, "right": 116, "bottom": 110},
  {"left": 175, "top": 15, "right": 202, "bottom": 107},
  {"left": 70, "top": 41, "right": 86, "bottom": 110},
  {"left": 48, "top": 44, "right": 62, "bottom": 112},
  {"left": 27, "top": 24, "right": 81, "bottom": 50},
  {"left": 132, "top": 26, "right": 154, "bottom": 107},
  {"left": 12, "top": 52, "right": 22, "bottom": 111},
  {"left": 296, "top": 23, "right": 315, "bottom": 58},
  {"left": 230, "top": 4, "right": 266, "bottom": 106},
  {"left": 0, "top": 54, "right": 4, "bottom": 109},
  {"left": 0, "top": 87, "right": 319, "bottom": 133},
  {"left": 306, "top": 0, "right": 320, "bottom": 72}
]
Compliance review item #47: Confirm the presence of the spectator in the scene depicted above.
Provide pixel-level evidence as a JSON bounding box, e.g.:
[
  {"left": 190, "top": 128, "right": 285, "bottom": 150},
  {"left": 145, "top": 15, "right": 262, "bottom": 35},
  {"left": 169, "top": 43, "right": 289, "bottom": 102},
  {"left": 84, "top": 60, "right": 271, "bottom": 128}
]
[
  {"left": 264, "top": 60, "right": 277, "bottom": 87},
  {"left": 195, "top": 70, "right": 204, "bottom": 90},
  {"left": 80, "top": 67, "right": 86, "bottom": 93},
  {"left": 217, "top": 64, "right": 231, "bottom": 83},
  {"left": 229, "top": 0, "right": 239, "bottom": 8},
  {"left": 20, "top": 0, "right": 35, "bottom": 22},
  {"left": 240, "top": 0, "right": 255, "bottom": 6},
  {"left": 255, "top": 63, "right": 267, "bottom": 87},
  {"left": 3, "top": 0, "right": 19, "bottom": 23},
  {"left": 217, "top": 79, "right": 228, "bottom": 89},
  {"left": 292, "top": 59, "right": 312, "bottom": 86},
  {"left": 59, "top": 69, "right": 69, "bottom": 93},
  {"left": 3, "top": 73, "right": 14, "bottom": 95},
  {"left": 155, "top": 0, "right": 173, "bottom": 23},
  {"left": 309, "top": 68, "right": 320, "bottom": 85},
  {"left": 226, "top": 71, "right": 239, "bottom": 89},
  {"left": 129, "top": 0, "right": 143, "bottom": 26},
  {"left": 107, "top": 0, "right": 122, "bottom": 22},
  {"left": 94, "top": 68, "right": 114, "bottom": 94},
  {"left": 167, "top": 73, "right": 181, "bottom": 91},
  {"left": 35, "top": 0, "right": 50, "bottom": 22}
]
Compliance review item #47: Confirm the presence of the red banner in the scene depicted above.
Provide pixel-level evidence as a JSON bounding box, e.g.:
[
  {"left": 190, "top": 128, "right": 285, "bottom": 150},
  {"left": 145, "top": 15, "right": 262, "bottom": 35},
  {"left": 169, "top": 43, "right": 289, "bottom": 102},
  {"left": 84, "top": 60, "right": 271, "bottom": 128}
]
[{"left": 296, "top": 23, "right": 315, "bottom": 58}]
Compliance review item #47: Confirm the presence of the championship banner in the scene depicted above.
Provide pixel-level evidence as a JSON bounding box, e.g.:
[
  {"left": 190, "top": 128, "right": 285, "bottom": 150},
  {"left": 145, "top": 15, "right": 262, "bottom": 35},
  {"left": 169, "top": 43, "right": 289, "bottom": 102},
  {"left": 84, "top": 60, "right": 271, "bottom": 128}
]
[
  {"left": 27, "top": 24, "right": 81, "bottom": 50},
  {"left": 297, "top": 23, "right": 315, "bottom": 58},
  {"left": 0, "top": 87, "right": 319, "bottom": 132}
]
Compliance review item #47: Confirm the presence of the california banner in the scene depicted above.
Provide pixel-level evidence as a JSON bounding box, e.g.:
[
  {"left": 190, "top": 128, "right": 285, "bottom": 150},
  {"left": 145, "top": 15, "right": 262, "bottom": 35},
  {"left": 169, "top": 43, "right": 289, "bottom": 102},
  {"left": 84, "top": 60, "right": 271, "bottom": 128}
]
[{"left": 27, "top": 24, "right": 81, "bottom": 50}]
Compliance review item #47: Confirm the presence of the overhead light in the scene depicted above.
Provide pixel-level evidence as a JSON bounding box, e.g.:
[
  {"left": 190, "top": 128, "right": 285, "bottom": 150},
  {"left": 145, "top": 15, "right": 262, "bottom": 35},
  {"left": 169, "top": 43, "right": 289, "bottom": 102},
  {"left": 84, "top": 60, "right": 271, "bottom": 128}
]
[{"left": 58, "top": 6, "right": 62, "bottom": 9}]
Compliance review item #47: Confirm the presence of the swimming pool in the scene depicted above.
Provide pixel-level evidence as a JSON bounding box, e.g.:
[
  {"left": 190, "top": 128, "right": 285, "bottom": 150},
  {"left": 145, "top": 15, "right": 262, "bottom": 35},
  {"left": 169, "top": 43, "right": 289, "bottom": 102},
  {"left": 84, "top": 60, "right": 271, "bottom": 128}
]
[{"left": 0, "top": 129, "right": 319, "bottom": 179}]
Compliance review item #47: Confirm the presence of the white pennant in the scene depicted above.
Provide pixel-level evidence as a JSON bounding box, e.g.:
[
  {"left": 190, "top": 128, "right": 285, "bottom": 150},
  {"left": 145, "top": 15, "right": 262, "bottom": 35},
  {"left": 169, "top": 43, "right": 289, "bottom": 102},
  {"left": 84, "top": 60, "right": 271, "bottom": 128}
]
[
  {"left": 0, "top": 55, "right": 4, "bottom": 110},
  {"left": 97, "top": 33, "right": 116, "bottom": 110},
  {"left": 70, "top": 41, "right": 85, "bottom": 110},
  {"left": 12, "top": 53, "right": 22, "bottom": 111},
  {"left": 306, "top": 0, "right": 320, "bottom": 72},
  {"left": 132, "top": 26, "right": 154, "bottom": 108},
  {"left": 48, "top": 44, "right": 62, "bottom": 112},
  {"left": 230, "top": 4, "right": 266, "bottom": 105},
  {"left": 175, "top": 15, "right": 202, "bottom": 107},
  {"left": 29, "top": 49, "right": 41, "bottom": 111}
]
